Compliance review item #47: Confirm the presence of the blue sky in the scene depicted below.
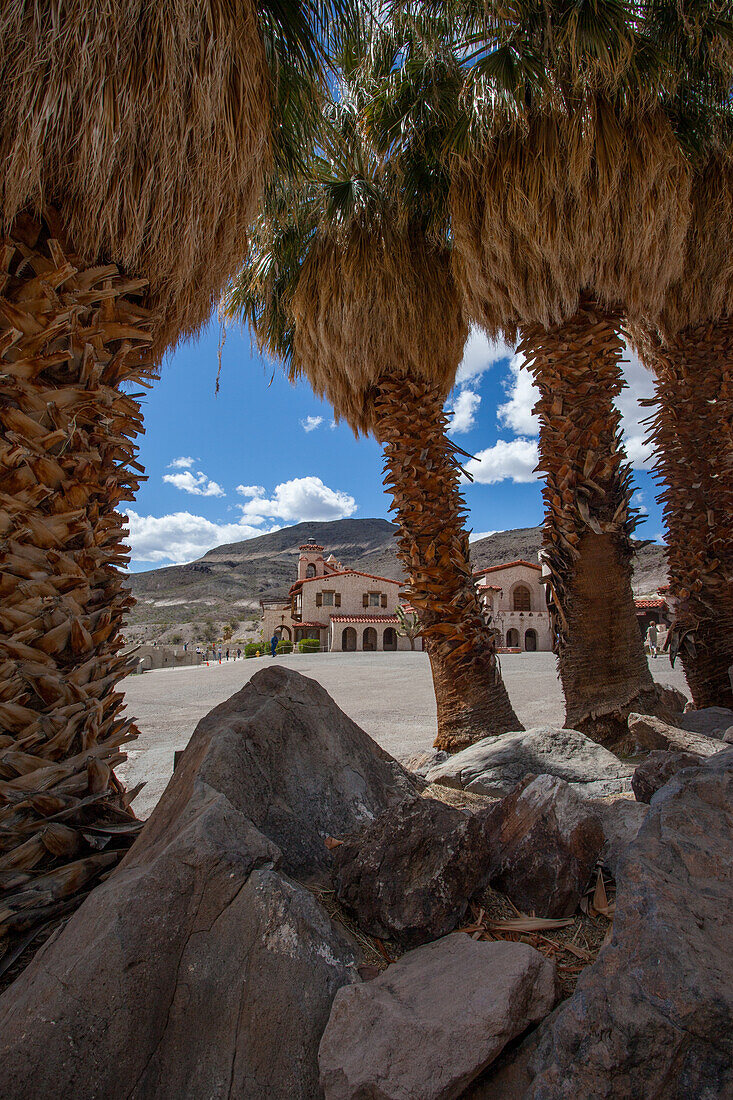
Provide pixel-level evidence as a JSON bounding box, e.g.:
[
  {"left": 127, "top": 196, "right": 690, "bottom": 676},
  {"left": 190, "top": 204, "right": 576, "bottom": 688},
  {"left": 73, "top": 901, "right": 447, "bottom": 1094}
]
[{"left": 126, "top": 323, "right": 665, "bottom": 571}]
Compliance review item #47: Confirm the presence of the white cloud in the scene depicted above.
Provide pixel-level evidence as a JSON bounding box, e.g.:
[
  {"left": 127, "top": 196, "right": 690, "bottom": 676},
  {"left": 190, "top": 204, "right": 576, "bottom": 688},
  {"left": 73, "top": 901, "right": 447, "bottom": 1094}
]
[
  {"left": 238, "top": 476, "right": 357, "bottom": 524},
  {"left": 616, "top": 348, "right": 656, "bottom": 470},
  {"left": 469, "top": 529, "right": 499, "bottom": 542},
  {"left": 497, "top": 352, "right": 540, "bottom": 436},
  {"left": 464, "top": 438, "right": 539, "bottom": 484},
  {"left": 456, "top": 328, "right": 515, "bottom": 386},
  {"left": 162, "top": 470, "right": 225, "bottom": 497},
  {"left": 236, "top": 484, "right": 266, "bottom": 497},
  {"left": 448, "top": 389, "right": 481, "bottom": 434},
  {"left": 330, "top": 419, "right": 337, "bottom": 430},
  {"left": 301, "top": 415, "right": 324, "bottom": 433},
  {"left": 167, "top": 456, "right": 196, "bottom": 469},
  {"left": 126, "top": 510, "right": 275, "bottom": 565},
  {"left": 632, "top": 491, "right": 648, "bottom": 515}
]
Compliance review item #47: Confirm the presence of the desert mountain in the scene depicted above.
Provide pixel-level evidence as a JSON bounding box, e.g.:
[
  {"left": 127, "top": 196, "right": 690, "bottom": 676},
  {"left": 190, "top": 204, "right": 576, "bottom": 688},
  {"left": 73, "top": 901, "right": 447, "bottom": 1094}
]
[{"left": 127, "top": 517, "right": 668, "bottom": 631}]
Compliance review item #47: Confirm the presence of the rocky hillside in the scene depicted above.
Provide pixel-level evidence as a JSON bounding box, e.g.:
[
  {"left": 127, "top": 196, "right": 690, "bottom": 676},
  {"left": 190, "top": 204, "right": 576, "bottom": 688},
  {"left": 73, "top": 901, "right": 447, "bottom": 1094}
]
[{"left": 126, "top": 517, "right": 668, "bottom": 636}]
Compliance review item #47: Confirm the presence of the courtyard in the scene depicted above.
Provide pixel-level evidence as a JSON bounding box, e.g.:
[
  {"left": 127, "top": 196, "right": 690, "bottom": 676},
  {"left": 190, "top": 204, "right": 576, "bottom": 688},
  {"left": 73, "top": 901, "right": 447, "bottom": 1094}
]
[{"left": 119, "top": 650, "right": 690, "bottom": 819}]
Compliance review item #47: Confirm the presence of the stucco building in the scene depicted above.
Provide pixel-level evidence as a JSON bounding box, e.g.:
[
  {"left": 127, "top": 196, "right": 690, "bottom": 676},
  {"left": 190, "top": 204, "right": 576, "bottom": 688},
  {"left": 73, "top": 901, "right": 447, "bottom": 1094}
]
[
  {"left": 260, "top": 539, "right": 417, "bottom": 652},
  {"left": 473, "top": 559, "right": 554, "bottom": 652}
]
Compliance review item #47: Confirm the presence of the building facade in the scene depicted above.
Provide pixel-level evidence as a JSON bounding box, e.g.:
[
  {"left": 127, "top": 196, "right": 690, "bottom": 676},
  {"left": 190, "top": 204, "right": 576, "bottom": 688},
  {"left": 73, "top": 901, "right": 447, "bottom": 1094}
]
[
  {"left": 260, "top": 539, "right": 418, "bottom": 653},
  {"left": 473, "top": 559, "right": 554, "bottom": 652}
]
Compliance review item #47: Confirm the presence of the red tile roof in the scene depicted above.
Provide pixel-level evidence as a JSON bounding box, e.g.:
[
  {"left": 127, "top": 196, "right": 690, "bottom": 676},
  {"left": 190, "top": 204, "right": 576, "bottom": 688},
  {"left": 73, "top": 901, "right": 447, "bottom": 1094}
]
[
  {"left": 635, "top": 597, "right": 667, "bottom": 609},
  {"left": 298, "top": 570, "right": 403, "bottom": 586},
  {"left": 329, "top": 615, "right": 400, "bottom": 624},
  {"left": 477, "top": 584, "right": 502, "bottom": 592},
  {"left": 295, "top": 621, "right": 328, "bottom": 629},
  {"left": 299, "top": 544, "right": 324, "bottom": 551},
  {"left": 657, "top": 584, "right": 670, "bottom": 594},
  {"left": 473, "top": 559, "right": 541, "bottom": 577}
]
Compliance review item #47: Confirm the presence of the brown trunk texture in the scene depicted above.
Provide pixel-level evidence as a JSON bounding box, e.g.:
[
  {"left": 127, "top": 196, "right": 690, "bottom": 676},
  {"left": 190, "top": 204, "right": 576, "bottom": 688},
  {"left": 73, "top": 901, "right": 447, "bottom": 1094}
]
[
  {"left": 0, "top": 214, "right": 152, "bottom": 955},
  {"left": 644, "top": 322, "right": 733, "bottom": 708},
  {"left": 374, "top": 375, "right": 522, "bottom": 752},
  {"left": 519, "top": 301, "right": 657, "bottom": 745}
]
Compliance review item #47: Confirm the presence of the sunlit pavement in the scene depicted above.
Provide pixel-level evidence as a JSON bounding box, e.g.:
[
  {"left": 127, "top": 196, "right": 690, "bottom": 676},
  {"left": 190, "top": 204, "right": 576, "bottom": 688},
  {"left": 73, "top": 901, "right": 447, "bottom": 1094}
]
[{"left": 119, "top": 650, "right": 690, "bottom": 819}]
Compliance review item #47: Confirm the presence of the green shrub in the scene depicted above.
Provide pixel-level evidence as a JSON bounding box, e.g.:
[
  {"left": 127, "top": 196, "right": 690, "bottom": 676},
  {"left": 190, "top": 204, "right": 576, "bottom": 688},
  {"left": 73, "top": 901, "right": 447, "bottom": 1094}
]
[
  {"left": 244, "top": 641, "right": 264, "bottom": 658},
  {"left": 298, "top": 638, "right": 320, "bottom": 653},
  {"left": 276, "top": 640, "right": 293, "bottom": 654}
]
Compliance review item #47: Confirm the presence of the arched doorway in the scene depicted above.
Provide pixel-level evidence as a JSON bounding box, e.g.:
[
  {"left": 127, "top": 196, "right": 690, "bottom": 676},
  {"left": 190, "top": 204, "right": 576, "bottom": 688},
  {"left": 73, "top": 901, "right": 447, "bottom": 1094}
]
[
  {"left": 363, "top": 627, "right": 377, "bottom": 651},
  {"left": 276, "top": 625, "right": 291, "bottom": 641},
  {"left": 506, "top": 627, "right": 520, "bottom": 648},
  {"left": 513, "top": 585, "right": 531, "bottom": 611},
  {"left": 342, "top": 627, "right": 356, "bottom": 651},
  {"left": 524, "top": 628, "right": 537, "bottom": 652},
  {"left": 383, "top": 627, "right": 397, "bottom": 651}
]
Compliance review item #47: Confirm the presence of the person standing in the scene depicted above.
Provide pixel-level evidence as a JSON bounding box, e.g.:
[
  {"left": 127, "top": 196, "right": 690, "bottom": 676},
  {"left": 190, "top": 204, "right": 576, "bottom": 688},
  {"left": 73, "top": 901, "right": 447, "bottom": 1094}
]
[
  {"left": 270, "top": 634, "right": 278, "bottom": 657},
  {"left": 646, "top": 621, "right": 659, "bottom": 659}
]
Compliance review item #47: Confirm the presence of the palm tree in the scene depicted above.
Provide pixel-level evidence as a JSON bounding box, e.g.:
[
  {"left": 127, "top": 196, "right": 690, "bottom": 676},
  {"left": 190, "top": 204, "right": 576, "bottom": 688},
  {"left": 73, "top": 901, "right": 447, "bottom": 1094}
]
[
  {"left": 0, "top": 0, "right": 344, "bottom": 949},
  {"left": 632, "top": 1, "right": 733, "bottom": 708},
  {"left": 225, "top": 76, "right": 522, "bottom": 751},
  {"left": 445, "top": 0, "right": 692, "bottom": 744}
]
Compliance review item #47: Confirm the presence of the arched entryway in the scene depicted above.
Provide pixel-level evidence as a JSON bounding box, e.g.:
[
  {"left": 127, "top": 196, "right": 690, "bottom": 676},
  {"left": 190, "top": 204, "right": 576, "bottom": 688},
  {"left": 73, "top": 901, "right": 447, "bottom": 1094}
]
[
  {"left": 342, "top": 627, "right": 357, "bottom": 651},
  {"left": 276, "top": 625, "right": 291, "bottom": 641},
  {"left": 383, "top": 627, "right": 397, "bottom": 651},
  {"left": 506, "top": 627, "right": 520, "bottom": 648},
  {"left": 363, "top": 627, "right": 377, "bottom": 651},
  {"left": 524, "top": 628, "right": 537, "bottom": 652}
]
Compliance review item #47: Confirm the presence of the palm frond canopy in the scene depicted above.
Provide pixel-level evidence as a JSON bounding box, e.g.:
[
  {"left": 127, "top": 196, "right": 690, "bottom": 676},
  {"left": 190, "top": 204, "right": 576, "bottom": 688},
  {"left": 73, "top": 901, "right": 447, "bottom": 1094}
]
[
  {"left": 224, "top": 66, "right": 467, "bottom": 435},
  {"left": 0, "top": 0, "right": 345, "bottom": 354},
  {"left": 447, "top": 0, "right": 692, "bottom": 335}
]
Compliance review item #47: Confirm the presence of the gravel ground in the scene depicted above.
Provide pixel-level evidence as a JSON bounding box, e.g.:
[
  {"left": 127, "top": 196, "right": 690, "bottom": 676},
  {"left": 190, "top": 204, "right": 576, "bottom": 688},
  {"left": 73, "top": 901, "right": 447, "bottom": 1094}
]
[{"left": 118, "top": 650, "right": 689, "bottom": 819}]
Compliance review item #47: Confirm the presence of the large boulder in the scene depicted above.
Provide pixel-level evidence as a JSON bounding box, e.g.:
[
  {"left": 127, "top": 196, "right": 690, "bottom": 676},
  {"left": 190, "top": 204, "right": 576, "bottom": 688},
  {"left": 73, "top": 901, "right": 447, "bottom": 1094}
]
[
  {"left": 678, "top": 706, "right": 733, "bottom": 740},
  {"left": 332, "top": 796, "right": 492, "bottom": 945},
  {"left": 631, "top": 750, "right": 702, "bottom": 804},
  {"left": 483, "top": 775, "right": 604, "bottom": 918},
  {"left": 591, "top": 797, "right": 649, "bottom": 877},
  {"left": 0, "top": 667, "right": 420, "bottom": 1100},
  {"left": 472, "top": 748, "right": 733, "bottom": 1099},
  {"left": 319, "top": 935, "right": 558, "bottom": 1100},
  {"left": 628, "top": 712, "right": 723, "bottom": 758},
  {"left": 426, "top": 727, "right": 633, "bottom": 799}
]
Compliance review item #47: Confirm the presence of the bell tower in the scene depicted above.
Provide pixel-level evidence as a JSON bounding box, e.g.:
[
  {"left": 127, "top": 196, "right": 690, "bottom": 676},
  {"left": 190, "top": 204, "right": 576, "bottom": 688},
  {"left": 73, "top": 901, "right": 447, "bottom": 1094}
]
[{"left": 297, "top": 537, "right": 325, "bottom": 580}]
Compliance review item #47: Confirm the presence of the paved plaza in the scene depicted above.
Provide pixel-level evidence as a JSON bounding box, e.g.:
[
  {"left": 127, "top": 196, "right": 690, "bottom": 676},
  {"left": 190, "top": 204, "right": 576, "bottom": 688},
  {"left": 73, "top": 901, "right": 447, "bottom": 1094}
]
[{"left": 118, "top": 650, "right": 689, "bottom": 818}]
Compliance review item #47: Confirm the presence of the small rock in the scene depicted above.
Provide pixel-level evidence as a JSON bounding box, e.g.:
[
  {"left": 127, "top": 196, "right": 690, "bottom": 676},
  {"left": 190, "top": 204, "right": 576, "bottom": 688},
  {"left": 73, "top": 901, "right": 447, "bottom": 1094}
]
[
  {"left": 332, "top": 796, "right": 492, "bottom": 945},
  {"left": 399, "top": 748, "right": 449, "bottom": 776},
  {"left": 319, "top": 934, "right": 558, "bottom": 1100},
  {"left": 628, "top": 712, "right": 723, "bottom": 758},
  {"left": 678, "top": 706, "right": 733, "bottom": 740},
  {"left": 484, "top": 775, "right": 604, "bottom": 918},
  {"left": 725, "top": 726, "right": 733, "bottom": 744},
  {"left": 631, "top": 750, "right": 702, "bottom": 804},
  {"left": 426, "top": 727, "right": 633, "bottom": 799}
]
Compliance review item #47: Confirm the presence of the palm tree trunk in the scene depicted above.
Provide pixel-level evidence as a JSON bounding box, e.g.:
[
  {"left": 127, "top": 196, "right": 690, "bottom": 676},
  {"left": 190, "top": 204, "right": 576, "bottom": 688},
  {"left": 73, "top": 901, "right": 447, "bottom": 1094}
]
[
  {"left": 644, "top": 322, "right": 733, "bottom": 708},
  {"left": 0, "top": 213, "right": 151, "bottom": 950},
  {"left": 519, "top": 300, "right": 659, "bottom": 746},
  {"left": 374, "top": 374, "right": 522, "bottom": 752}
]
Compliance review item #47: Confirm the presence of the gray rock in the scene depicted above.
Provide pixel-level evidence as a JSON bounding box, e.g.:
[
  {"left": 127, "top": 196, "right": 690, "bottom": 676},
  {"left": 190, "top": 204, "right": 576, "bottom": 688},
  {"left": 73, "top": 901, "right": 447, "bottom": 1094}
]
[
  {"left": 632, "top": 750, "right": 703, "bottom": 804},
  {"left": 319, "top": 934, "right": 558, "bottom": 1100},
  {"left": 591, "top": 798, "right": 649, "bottom": 877},
  {"left": 678, "top": 706, "right": 733, "bottom": 740},
  {"left": 472, "top": 748, "right": 733, "bottom": 1099},
  {"left": 725, "top": 726, "right": 733, "bottom": 744},
  {"left": 484, "top": 775, "right": 604, "bottom": 918},
  {"left": 399, "top": 748, "right": 449, "bottom": 776},
  {"left": 426, "top": 727, "right": 633, "bottom": 798},
  {"left": 332, "top": 796, "right": 492, "bottom": 946},
  {"left": 0, "top": 667, "right": 420, "bottom": 1100},
  {"left": 628, "top": 711, "right": 723, "bottom": 758}
]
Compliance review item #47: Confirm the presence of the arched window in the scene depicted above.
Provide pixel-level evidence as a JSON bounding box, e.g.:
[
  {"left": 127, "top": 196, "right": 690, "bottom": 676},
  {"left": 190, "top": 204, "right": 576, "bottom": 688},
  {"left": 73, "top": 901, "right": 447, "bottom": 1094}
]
[
  {"left": 513, "top": 584, "right": 531, "bottom": 611},
  {"left": 383, "top": 627, "right": 397, "bottom": 651},
  {"left": 342, "top": 627, "right": 357, "bottom": 651},
  {"left": 306, "top": 563, "right": 316, "bottom": 578},
  {"left": 524, "top": 628, "right": 537, "bottom": 652},
  {"left": 506, "top": 628, "right": 520, "bottom": 648}
]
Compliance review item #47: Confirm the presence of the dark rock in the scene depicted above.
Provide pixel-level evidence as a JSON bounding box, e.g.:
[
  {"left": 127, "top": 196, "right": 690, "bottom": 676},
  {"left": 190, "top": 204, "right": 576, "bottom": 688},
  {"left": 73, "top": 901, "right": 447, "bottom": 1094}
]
[
  {"left": 628, "top": 711, "right": 723, "bottom": 758},
  {"left": 332, "top": 796, "right": 492, "bottom": 945},
  {"left": 319, "top": 934, "right": 558, "bottom": 1100},
  {"left": 678, "top": 706, "right": 733, "bottom": 740},
  {"left": 399, "top": 748, "right": 449, "bottom": 776},
  {"left": 591, "top": 797, "right": 649, "bottom": 877},
  {"left": 631, "top": 750, "right": 702, "bottom": 804},
  {"left": 426, "top": 727, "right": 633, "bottom": 798},
  {"left": 484, "top": 775, "right": 604, "bottom": 918},
  {"left": 472, "top": 748, "right": 733, "bottom": 1099},
  {"left": 0, "top": 667, "right": 421, "bottom": 1100}
]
